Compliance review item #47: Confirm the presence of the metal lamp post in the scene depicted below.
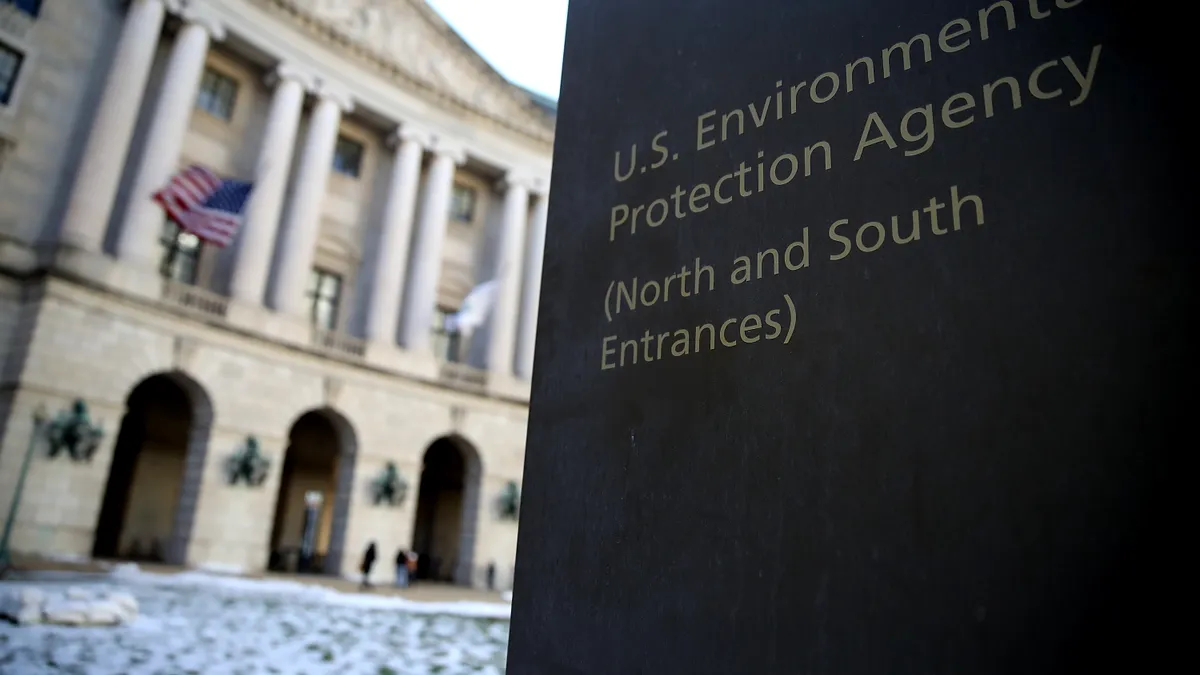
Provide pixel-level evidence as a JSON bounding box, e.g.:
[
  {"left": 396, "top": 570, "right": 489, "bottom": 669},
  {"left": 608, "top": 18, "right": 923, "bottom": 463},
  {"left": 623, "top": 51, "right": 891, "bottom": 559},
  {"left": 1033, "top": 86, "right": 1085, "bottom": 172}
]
[
  {"left": 0, "top": 399, "right": 103, "bottom": 575},
  {"left": 0, "top": 405, "right": 48, "bottom": 572}
]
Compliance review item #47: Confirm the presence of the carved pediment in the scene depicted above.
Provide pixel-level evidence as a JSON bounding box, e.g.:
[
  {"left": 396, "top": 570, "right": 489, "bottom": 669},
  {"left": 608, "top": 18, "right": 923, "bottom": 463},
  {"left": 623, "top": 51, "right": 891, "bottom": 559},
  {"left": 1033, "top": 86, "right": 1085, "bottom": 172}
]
[{"left": 273, "top": 0, "right": 553, "bottom": 143}]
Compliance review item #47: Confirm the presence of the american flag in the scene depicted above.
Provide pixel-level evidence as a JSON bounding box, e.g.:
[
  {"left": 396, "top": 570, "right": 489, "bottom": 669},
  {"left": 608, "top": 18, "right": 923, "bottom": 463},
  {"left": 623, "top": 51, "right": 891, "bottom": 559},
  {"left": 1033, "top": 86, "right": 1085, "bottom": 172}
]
[{"left": 152, "top": 165, "right": 254, "bottom": 248}]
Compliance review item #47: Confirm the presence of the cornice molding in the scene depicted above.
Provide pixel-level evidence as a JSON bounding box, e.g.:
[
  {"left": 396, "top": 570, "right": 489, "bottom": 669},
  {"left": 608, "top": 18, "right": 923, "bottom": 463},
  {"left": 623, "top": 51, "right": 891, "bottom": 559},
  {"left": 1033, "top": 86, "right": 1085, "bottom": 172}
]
[{"left": 256, "top": 0, "right": 555, "bottom": 149}]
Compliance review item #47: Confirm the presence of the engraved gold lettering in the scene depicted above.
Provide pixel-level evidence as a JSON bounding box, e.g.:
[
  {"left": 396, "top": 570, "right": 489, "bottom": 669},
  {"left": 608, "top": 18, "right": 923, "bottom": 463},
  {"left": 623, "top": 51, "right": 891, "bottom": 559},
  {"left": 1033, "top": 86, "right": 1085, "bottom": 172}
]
[
  {"left": 650, "top": 131, "right": 670, "bottom": 169},
  {"left": 979, "top": 1, "right": 1016, "bottom": 41},
  {"left": 609, "top": 205, "right": 629, "bottom": 242},
  {"left": 951, "top": 185, "right": 985, "bottom": 229},
  {"left": 714, "top": 174, "right": 734, "bottom": 204},
  {"left": 1028, "top": 0, "right": 1052, "bottom": 19},
  {"left": 882, "top": 34, "right": 932, "bottom": 79},
  {"left": 829, "top": 219, "right": 853, "bottom": 261},
  {"left": 770, "top": 153, "right": 798, "bottom": 186},
  {"left": 1062, "top": 44, "right": 1102, "bottom": 106},
  {"left": 811, "top": 72, "right": 840, "bottom": 103},
  {"left": 983, "top": 76, "right": 1023, "bottom": 117},
  {"left": 614, "top": 145, "right": 636, "bottom": 182},
  {"left": 757, "top": 248, "right": 780, "bottom": 278},
  {"left": 784, "top": 231, "right": 810, "bottom": 270},
  {"left": 646, "top": 199, "right": 669, "bottom": 228},
  {"left": 805, "top": 142, "right": 832, "bottom": 175},
  {"left": 620, "top": 339, "right": 639, "bottom": 367},
  {"left": 856, "top": 221, "right": 887, "bottom": 253},
  {"left": 900, "top": 104, "right": 935, "bottom": 156},
  {"left": 722, "top": 109, "right": 745, "bottom": 141},
  {"left": 891, "top": 212, "right": 921, "bottom": 245},
  {"left": 689, "top": 183, "right": 712, "bottom": 212},
  {"left": 697, "top": 111, "right": 717, "bottom": 150},
  {"left": 823, "top": 186, "right": 983, "bottom": 260},
  {"left": 941, "top": 92, "right": 976, "bottom": 128},
  {"left": 764, "top": 310, "right": 783, "bottom": 340},
  {"left": 740, "top": 314, "right": 763, "bottom": 343},
  {"left": 1029, "top": 60, "right": 1062, "bottom": 100},
  {"left": 855, "top": 113, "right": 898, "bottom": 161},
  {"left": 845, "top": 57, "right": 876, "bottom": 93},
  {"left": 720, "top": 319, "right": 739, "bottom": 347},
  {"left": 671, "top": 186, "right": 688, "bottom": 218},
  {"left": 601, "top": 336, "right": 617, "bottom": 370},
  {"left": 938, "top": 18, "right": 972, "bottom": 52}
]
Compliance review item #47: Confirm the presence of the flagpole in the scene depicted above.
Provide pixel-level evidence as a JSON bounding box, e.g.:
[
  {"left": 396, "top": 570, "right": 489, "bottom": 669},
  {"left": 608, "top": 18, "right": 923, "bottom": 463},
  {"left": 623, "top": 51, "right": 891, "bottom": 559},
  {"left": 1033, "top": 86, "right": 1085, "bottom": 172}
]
[{"left": 160, "top": 218, "right": 181, "bottom": 278}]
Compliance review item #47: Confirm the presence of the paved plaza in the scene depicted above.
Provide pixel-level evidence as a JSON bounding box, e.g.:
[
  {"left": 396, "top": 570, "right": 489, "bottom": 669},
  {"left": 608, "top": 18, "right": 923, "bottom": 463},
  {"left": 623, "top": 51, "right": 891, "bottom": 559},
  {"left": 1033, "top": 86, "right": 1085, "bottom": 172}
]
[{"left": 1, "top": 566, "right": 512, "bottom": 674}]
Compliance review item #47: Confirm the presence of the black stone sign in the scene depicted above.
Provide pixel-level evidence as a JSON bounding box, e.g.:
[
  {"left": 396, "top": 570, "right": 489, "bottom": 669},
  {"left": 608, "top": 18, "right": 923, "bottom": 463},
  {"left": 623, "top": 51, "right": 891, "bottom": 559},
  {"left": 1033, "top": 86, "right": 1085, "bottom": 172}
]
[{"left": 509, "top": 1, "right": 1188, "bottom": 672}]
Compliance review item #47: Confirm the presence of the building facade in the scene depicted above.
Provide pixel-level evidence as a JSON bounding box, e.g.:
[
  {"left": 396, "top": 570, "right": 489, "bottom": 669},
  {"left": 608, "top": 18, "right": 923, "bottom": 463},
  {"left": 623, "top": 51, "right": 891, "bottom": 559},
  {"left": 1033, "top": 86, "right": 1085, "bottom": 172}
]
[{"left": 0, "top": 0, "right": 554, "bottom": 587}]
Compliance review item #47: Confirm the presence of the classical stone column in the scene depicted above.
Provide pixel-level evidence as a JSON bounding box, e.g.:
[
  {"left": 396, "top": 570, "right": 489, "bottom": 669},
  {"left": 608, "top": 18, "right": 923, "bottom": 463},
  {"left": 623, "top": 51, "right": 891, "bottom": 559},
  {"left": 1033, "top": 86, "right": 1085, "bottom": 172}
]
[
  {"left": 228, "top": 65, "right": 310, "bottom": 306},
  {"left": 58, "top": 0, "right": 168, "bottom": 252},
  {"left": 267, "top": 84, "right": 353, "bottom": 316},
  {"left": 484, "top": 173, "right": 533, "bottom": 374},
  {"left": 515, "top": 189, "right": 550, "bottom": 378},
  {"left": 115, "top": 11, "right": 225, "bottom": 267},
  {"left": 399, "top": 141, "right": 466, "bottom": 350},
  {"left": 364, "top": 126, "right": 429, "bottom": 343}
]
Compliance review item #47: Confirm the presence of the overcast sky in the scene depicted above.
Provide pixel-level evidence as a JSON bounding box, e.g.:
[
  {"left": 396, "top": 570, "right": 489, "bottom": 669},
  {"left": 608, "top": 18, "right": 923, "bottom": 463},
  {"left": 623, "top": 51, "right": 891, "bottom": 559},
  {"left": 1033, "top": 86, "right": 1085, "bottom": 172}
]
[{"left": 426, "top": 0, "right": 569, "bottom": 101}]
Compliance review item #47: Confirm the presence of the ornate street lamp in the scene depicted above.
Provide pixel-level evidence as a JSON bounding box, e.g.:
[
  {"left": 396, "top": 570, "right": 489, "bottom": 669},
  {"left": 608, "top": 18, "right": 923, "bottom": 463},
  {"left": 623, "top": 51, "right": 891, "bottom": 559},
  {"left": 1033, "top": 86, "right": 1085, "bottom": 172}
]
[
  {"left": 370, "top": 462, "right": 408, "bottom": 507},
  {"left": 0, "top": 400, "right": 105, "bottom": 573},
  {"left": 224, "top": 436, "right": 270, "bottom": 487},
  {"left": 498, "top": 480, "right": 521, "bottom": 521}
]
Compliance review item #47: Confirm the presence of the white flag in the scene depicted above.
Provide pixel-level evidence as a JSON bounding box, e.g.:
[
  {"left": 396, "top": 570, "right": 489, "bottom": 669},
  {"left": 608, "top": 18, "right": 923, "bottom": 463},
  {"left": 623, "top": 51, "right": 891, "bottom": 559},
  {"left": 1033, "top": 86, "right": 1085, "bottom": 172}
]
[{"left": 445, "top": 280, "right": 498, "bottom": 335}]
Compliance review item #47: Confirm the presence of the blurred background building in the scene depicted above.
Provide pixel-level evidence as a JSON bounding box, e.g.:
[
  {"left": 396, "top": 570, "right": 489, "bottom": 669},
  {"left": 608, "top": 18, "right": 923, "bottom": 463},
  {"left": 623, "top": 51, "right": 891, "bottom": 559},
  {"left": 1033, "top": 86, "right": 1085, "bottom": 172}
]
[{"left": 0, "top": 0, "right": 555, "bottom": 588}]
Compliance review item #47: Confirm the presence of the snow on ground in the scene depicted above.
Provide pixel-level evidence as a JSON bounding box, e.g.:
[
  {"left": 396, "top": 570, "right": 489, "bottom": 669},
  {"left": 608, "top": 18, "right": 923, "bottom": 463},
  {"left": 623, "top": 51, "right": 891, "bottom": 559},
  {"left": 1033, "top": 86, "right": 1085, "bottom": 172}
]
[{"left": 1, "top": 567, "right": 511, "bottom": 674}]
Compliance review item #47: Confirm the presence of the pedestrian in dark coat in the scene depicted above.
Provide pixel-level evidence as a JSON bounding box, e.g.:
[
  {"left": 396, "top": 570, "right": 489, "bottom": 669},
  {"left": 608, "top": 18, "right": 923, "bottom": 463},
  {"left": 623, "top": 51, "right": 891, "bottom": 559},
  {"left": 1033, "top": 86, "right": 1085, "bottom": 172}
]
[
  {"left": 395, "top": 548, "right": 412, "bottom": 588},
  {"left": 359, "top": 541, "right": 378, "bottom": 590}
]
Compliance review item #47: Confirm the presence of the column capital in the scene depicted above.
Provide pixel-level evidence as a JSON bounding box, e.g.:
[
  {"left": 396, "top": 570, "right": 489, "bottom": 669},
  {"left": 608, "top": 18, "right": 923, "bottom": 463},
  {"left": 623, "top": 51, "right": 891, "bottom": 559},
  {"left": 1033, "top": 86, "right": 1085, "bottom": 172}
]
[
  {"left": 166, "top": 0, "right": 226, "bottom": 41},
  {"left": 501, "top": 169, "right": 548, "bottom": 195},
  {"left": 501, "top": 170, "right": 536, "bottom": 193},
  {"left": 266, "top": 62, "right": 314, "bottom": 90},
  {"left": 387, "top": 123, "right": 432, "bottom": 150},
  {"left": 312, "top": 78, "right": 355, "bottom": 113},
  {"left": 429, "top": 136, "right": 467, "bottom": 165}
]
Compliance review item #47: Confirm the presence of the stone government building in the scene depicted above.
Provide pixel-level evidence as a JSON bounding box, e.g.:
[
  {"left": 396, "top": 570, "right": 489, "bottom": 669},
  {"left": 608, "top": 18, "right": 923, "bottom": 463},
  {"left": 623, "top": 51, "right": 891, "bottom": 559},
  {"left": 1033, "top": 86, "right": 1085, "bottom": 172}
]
[{"left": 0, "top": 0, "right": 555, "bottom": 587}]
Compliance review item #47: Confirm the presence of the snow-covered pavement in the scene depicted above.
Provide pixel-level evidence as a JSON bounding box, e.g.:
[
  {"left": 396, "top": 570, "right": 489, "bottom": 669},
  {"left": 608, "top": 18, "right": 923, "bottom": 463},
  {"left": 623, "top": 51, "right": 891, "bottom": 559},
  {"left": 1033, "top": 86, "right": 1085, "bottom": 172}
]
[{"left": 0, "top": 566, "right": 512, "bottom": 674}]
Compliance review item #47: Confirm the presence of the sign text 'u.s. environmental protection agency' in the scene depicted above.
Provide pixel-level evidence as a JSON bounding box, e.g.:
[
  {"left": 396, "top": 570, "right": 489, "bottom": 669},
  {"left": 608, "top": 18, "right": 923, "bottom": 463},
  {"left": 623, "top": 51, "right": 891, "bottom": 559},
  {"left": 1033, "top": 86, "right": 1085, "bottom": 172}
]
[{"left": 598, "top": 2, "right": 1100, "bottom": 370}]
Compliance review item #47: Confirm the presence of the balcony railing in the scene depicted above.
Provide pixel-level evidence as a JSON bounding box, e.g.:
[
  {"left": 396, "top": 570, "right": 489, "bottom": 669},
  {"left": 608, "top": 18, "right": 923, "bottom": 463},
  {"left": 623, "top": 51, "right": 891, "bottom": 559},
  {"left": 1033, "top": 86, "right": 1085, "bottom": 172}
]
[
  {"left": 311, "top": 327, "right": 367, "bottom": 360},
  {"left": 438, "top": 360, "right": 488, "bottom": 392},
  {"left": 158, "top": 282, "right": 495, "bottom": 385},
  {"left": 161, "top": 280, "right": 229, "bottom": 319}
]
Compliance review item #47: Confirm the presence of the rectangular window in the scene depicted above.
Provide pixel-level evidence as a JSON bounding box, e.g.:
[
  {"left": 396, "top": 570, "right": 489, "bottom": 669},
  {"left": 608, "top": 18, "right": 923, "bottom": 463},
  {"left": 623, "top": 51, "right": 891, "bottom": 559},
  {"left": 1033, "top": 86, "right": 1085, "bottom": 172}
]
[
  {"left": 431, "top": 307, "right": 463, "bottom": 362},
  {"left": 450, "top": 184, "right": 476, "bottom": 223},
  {"left": 195, "top": 67, "right": 238, "bottom": 120},
  {"left": 0, "top": 41, "right": 25, "bottom": 107},
  {"left": 159, "top": 222, "right": 202, "bottom": 284},
  {"left": 306, "top": 269, "right": 343, "bottom": 330},
  {"left": 332, "top": 136, "right": 363, "bottom": 178}
]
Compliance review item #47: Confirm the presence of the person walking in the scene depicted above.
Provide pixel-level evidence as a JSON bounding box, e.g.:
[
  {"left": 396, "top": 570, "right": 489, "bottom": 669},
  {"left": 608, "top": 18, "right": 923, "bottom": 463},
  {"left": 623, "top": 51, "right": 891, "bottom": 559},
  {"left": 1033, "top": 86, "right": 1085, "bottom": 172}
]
[
  {"left": 406, "top": 551, "right": 419, "bottom": 583},
  {"left": 359, "top": 541, "right": 378, "bottom": 591},
  {"left": 394, "top": 547, "right": 410, "bottom": 588}
]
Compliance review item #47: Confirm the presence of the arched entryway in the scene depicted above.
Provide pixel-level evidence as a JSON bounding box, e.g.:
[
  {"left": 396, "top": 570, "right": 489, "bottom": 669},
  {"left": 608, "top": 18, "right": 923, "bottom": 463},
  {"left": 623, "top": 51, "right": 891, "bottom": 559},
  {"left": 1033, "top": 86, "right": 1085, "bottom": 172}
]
[
  {"left": 266, "top": 408, "right": 357, "bottom": 576},
  {"left": 411, "top": 435, "right": 483, "bottom": 586},
  {"left": 92, "top": 371, "right": 213, "bottom": 564}
]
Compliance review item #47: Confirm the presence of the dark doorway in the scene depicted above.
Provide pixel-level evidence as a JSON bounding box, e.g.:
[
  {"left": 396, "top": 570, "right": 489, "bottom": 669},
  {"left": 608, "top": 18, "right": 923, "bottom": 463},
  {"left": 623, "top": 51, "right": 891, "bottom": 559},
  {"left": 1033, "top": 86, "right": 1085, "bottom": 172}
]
[
  {"left": 411, "top": 436, "right": 482, "bottom": 585},
  {"left": 93, "top": 373, "right": 205, "bottom": 562},
  {"left": 267, "top": 409, "right": 350, "bottom": 575}
]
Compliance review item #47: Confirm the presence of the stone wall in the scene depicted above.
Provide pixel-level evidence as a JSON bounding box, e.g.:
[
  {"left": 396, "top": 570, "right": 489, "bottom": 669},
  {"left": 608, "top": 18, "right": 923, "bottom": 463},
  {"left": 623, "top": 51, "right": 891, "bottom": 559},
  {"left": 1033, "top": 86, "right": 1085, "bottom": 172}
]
[
  {"left": 0, "top": 0, "right": 122, "bottom": 250},
  {"left": 0, "top": 276, "right": 526, "bottom": 585}
]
